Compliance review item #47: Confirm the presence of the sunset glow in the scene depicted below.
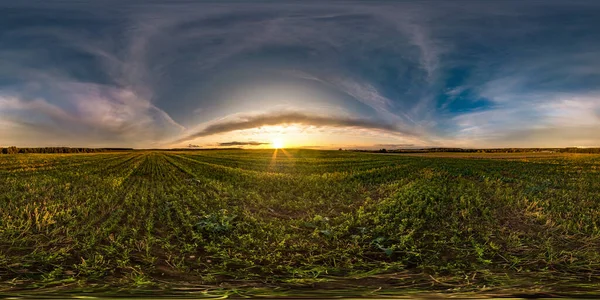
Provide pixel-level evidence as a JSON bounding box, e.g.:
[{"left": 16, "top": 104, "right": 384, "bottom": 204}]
[{"left": 272, "top": 138, "right": 285, "bottom": 149}]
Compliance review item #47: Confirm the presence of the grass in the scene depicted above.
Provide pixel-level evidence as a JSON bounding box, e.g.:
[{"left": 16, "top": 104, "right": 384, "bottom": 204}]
[{"left": 1, "top": 149, "right": 599, "bottom": 297}]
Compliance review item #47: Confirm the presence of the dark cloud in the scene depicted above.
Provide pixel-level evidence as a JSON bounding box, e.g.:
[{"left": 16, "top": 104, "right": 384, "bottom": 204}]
[
  {"left": 175, "top": 111, "right": 408, "bottom": 143},
  {"left": 218, "top": 141, "right": 268, "bottom": 146}
]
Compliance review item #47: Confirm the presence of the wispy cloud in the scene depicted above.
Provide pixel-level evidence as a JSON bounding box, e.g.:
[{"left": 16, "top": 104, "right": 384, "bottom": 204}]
[
  {"left": 0, "top": 4, "right": 186, "bottom": 147},
  {"left": 2, "top": 1, "right": 600, "bottom": 147},
  {"left": 0, "top": 85, "right": 184, "bottom": 147}
]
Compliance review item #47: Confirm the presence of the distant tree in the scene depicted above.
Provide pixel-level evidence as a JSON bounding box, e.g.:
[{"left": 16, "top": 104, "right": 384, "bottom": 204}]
[
  {"left": 378, "top": 148, "right": 387, "bottom": 153},
  {"left": 0, "top": 147, "right": 117, "bottom": 154},
  {"left": 7, "top": 146, "right": 18, "bottom": 154},
  {"left": 339, "top": 148, "right": 343, "bottom": 151}
]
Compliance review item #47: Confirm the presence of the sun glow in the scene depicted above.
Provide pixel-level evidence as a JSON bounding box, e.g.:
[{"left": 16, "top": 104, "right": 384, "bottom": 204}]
[{"left": 272, "top": 138, "right": 285, "bottom": 149}]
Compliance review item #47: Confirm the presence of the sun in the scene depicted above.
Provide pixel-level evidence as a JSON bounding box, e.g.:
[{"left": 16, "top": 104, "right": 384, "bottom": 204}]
[{"left": 272, "top": 138, "right": 285, "bottom": 149}]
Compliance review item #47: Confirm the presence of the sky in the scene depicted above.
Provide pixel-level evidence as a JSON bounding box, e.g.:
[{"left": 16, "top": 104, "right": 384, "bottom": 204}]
[{"left": 1, "top": 1, "right": 600, "bottom": 149}]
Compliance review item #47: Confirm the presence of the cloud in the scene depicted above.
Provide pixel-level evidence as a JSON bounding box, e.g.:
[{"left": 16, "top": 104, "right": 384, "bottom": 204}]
[
  {"left": 450, "top": 93, "right": 600, "bottom": 147},
  {"left": 218, "top": 141, "right": 268, "bottom": 146},
  {"left": 105, "top": 3, "right": 445, "bottom": 130},
  {"left": 2, "top": 1, "right": 600, "bottom": 147},
  {"left": 285, "top": 70, "right": 393, "bottom": 114},
  {"left": 375, "top": 143, "right": 416, "bottom": 148},
  {"left": 175, "top": 110, "right": 409, "bottom": 143},
  {"left": 0, "top": 5, "right": 186, "bottom": 147},
  {"left": 0, "top": 85, "right": 184, "bottom": 147}
]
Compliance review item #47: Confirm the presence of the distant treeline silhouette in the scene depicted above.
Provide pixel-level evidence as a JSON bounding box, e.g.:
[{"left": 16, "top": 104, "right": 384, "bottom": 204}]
[
  {"left": 0, "top": 147, "right": 133, "bottom": 154},
  {"left": 2, "top": 146, "right": 600, "bottom": 154},
  {"left": 146, "top": 148, "right": 244, "bottom": 151},
  {"left": 354, "top": 147, "right": 600, "bottom": 154}
]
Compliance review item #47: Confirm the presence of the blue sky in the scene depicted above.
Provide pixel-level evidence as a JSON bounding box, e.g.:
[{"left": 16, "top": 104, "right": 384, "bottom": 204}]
[{"left": 1, "top": 1, "right": 600, "bottom": 148}]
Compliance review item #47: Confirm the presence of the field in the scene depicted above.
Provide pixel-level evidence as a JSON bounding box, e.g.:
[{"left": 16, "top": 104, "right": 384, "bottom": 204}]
[{"left": 1, "top": 150, "right": 600, "bottom": 297}]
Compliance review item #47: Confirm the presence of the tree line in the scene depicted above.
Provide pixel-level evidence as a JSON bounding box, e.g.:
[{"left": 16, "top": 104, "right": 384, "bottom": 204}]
[
  {"left": 353, "top": 147, "right": 600, "bottom": 154},
  {"left": 0, "top": 147, "right": 133, "bottom": 154}
]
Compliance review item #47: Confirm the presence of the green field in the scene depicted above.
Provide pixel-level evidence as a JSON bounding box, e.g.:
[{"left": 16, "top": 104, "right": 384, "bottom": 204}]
[{"left": 1, "top": 150, "right": 599, "bottom": 296}]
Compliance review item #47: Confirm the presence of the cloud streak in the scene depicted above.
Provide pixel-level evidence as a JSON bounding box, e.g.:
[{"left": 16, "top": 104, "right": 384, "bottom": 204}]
[
  {"left": 175, "top": 111, "right": 408, "bottom": 143},
  {"left": 218, "top": 141, "right": 268, "bottom": 146}
]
